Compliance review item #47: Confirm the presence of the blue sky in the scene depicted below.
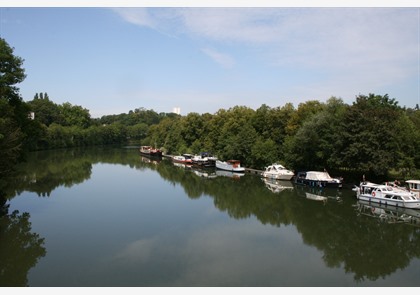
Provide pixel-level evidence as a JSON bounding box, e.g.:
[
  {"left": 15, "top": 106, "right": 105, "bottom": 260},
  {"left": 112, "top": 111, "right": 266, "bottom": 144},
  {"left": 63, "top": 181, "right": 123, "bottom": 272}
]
[{"left": 1, "top": 4, "right": 419, "bottom": 118}]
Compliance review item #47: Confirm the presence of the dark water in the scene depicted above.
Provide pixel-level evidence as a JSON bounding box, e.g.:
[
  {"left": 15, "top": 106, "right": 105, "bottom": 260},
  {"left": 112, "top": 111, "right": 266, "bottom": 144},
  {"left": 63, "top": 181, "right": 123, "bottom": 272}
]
[{"left": 1, "top": 147, "right": 419, "bottom": 287}]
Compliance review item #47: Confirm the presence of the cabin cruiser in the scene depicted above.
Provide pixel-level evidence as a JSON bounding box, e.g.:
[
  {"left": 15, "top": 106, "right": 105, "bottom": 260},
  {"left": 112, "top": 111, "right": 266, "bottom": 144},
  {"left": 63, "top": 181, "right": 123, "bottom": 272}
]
[
  {"left": 139, "top": 146, "right": 162, "bottom": 157},
  {"left": 191, "top": 152, "right": 217, "bottom": 167},
  {"left": 354, "top": 181, "right": 420, "bottom": 209},
  {"left": 215, "top": 159, "right": 245, "bottom": 172},
  {"left": 294, "top": 171, "right": 342, "bottom": 188},
  {"left": 172, "top": 154, "right": 193, "bottom": 164},
  {"left": 262, "top": 163, "right": 294, "bottom": 180}
]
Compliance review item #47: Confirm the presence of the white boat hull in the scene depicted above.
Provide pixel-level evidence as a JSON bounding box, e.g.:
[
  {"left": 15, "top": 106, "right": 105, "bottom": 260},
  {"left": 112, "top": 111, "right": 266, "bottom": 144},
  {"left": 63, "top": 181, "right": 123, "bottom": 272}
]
[
  {"left": 357, "top": 194, "right": 420, "bottom": 209},
  {"left": 262, "top": 172, "right": 294, "bottom": 180}
]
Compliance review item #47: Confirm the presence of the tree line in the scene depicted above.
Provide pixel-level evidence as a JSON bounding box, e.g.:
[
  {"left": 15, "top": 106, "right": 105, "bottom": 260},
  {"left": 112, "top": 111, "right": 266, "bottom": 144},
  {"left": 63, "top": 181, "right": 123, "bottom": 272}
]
[
  {"left": 1, "top": 37, "right": 419, "bottom": 182},
  {"left": 145, "top": 96, "right": 420, "bottom": 179}
]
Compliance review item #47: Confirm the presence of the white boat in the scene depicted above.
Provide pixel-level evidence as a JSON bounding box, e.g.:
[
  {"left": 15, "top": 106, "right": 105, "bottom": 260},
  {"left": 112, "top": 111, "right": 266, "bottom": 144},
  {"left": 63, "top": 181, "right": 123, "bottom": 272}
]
[
  {"left": 262, "top": 163, "right": 294, "bottom": 180},
  {"left": 215, "top": 159, "right": 245, "bottom": 172},
  {"left": 354, "top": 181, "right": 420, "bottom": 210},
  {"left": 295, "top": 171, "right": 343, "bottom": 188},
  {"left": 139, "top": 146, "right": 162, "bottom": 157},
  {"left": 172, "top": 154, "right": 193, "bottom": 164},
  {"left": 406, "top": 180, "right": 420, "bottom": 199}
]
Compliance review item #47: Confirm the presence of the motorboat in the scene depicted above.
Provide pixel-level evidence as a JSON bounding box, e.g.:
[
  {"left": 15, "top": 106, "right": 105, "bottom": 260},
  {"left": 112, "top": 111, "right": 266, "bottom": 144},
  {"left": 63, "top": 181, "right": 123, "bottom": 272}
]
[
  {"left": 354, "top": 181, "right": 420, "bottom": 209},
  {"left": 139, "top": 146, "right": 162, "bottom": 157},
  {"left": 191, "top": 152, "right": 217, "bottom": 167},
  {"left": 215, "top": 159, "right": 245, "bottom": 172},
  {"left": 172, "top": 154, "right": 193, "bottom": 164},
  {"left": 294, "top": 170, "right": 342, "bottom": 188},
  {"left": 262, "top": 163, "right": 294, "bottom": 180}
]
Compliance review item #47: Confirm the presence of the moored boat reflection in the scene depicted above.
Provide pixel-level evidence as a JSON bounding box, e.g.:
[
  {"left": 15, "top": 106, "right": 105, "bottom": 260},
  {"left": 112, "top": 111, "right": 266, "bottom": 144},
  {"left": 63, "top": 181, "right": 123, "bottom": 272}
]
[
  {"left": 261, "top": 178, "right": 294, "bottom": 194},
  {"left": 355, "top": 200, "right": 420, "bottom": 226}
]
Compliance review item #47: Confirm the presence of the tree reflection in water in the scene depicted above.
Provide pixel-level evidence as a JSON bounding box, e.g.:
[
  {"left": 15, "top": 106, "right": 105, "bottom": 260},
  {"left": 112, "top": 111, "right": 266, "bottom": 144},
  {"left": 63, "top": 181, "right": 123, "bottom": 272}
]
[
  {"left": 0, "top": 194, "right": 46, "bottom": 286},
  {"left": 2, "top": 147, "right": 420, "bottom": 286}
]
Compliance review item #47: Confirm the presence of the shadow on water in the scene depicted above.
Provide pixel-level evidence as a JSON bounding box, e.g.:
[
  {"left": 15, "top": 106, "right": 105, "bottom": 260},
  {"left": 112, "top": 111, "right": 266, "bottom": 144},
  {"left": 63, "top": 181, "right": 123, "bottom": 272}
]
[{"left": 1, "top": 146, "right": 420, "bottom": 286}]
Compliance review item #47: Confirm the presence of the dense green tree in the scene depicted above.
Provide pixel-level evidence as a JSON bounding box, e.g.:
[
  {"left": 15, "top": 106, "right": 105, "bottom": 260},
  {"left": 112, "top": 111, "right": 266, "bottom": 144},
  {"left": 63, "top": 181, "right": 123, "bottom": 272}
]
[
  {"left": 126, "top": 123, "right": 149, "bottom": 141},
  {"left": 250, "top": 138, "right": 279, "bottom": 169},
  {"left": 285, "top": 100, "right": 325, "bottom": 136},
  {"left": 339, "top": 94, "right": 406, "bottom": 177},
  {"left": 0, "top": 99, "right": 24, "bottom": 176},
  {"left": 58, "top": 102, "right": 91, "bottom": 128},
  {"left": 0, "top": 38, "right": 31, "bottom": 178},
  {"left": 282, "top": 98, "right": 340, "bottom": 171},
  {"left": 27, "top": 93, "right": 62, "bottom": 126},
  {"left": 0, "top": 38, "right": 26, "bottom": 104}
]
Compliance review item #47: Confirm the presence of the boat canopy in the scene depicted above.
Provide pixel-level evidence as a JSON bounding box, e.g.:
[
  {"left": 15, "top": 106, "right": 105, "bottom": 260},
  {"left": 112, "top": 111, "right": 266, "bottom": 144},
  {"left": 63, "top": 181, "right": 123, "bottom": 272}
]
[{"left": 306, "top": 171, "right": 334, "bottom": 181}]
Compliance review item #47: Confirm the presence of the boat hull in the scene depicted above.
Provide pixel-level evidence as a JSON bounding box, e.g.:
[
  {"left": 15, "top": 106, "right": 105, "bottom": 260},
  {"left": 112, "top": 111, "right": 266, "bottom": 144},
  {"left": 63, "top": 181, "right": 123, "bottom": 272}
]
[
  {"left": 140, "top": 150, "right": 162, "bottom": 157},
  {"left": 172, "top": 156, "right": 192, "bottom": 164},
  {"left": 262, "top": 172, "right": 294, "bottom": 181},
  {"left": 357, "top": 194, "right": 420, "bottom": 209},
  {"left": 294, "top": 178, "right": 342, "bottom": 188},
  {"left": 294, "top": 171, "right": 342, "bottom": 188}
]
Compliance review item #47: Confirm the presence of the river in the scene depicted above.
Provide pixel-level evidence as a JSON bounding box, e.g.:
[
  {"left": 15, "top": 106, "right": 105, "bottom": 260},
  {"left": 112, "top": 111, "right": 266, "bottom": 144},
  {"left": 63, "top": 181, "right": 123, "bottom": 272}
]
[{"left": 1, "top": 146, "right": 419, "bottom": 287}]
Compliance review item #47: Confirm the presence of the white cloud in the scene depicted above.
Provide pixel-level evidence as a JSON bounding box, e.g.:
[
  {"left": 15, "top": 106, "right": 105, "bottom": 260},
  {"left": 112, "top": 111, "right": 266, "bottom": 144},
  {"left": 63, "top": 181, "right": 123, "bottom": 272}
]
[
  {"left": 113, "top": 8, "right": 417, "bottom": 67},
  {"left": 111, "top": 7, "right": 419, "bottom": 107},
  {"left": 112, "top": 8, "right": 156, "bottom": 29},
  {"left": 201, "top": 47, "right": 235, "bottom": 68}
]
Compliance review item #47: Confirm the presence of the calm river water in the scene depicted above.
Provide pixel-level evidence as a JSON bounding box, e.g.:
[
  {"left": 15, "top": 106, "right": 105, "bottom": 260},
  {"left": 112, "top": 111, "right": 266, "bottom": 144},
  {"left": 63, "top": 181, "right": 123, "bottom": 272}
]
[{"left": 1, "top": 146, "right": 419, "bottom": 287}]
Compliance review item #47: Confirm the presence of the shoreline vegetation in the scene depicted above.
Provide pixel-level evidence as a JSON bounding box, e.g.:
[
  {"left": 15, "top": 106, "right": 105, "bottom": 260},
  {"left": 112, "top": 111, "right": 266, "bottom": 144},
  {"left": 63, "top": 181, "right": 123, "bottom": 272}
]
[{"left": 1, "top": 37, "right": 420, "bottom": 185}]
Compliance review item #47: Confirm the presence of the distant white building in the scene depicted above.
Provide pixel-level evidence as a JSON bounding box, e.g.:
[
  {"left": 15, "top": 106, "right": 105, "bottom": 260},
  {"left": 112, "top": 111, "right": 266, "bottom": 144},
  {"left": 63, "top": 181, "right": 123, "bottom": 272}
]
[{"left": 172, "top": 107, "right": 181, "bottom": 115}]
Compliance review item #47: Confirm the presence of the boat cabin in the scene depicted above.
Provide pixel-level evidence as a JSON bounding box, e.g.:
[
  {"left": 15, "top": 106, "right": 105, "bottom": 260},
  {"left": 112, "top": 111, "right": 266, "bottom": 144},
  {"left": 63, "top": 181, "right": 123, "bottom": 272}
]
[
  {"left": 406, "top": 180, "right": 420, "bottom": 199},
  {"left": 360, "top": 182, "right": 417, "bottom": 201}
]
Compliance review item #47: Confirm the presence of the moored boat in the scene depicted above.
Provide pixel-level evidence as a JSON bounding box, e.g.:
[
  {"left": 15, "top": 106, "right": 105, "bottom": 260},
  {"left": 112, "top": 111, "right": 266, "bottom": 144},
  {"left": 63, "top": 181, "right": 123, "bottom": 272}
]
[
  {"left": 172, "top": 154, "right": 193, "bottom": 164},
  {"left": 294, "top": 170, "right": 342, "bottom": 188},
  {"left": 215, "top": 159, "right": 245, "bottom": 172},
  {"left": 354, "top": 181, "right": 420, "bottom": 209},
  {"left": 139, "top": 146, "right": 163, "bottom": 157},
  {"left": 191, "top": 152, "right": 217, "bottom": 167},
  {"left": 262, "top": 163, "right": 294, "bottom": 180}
]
